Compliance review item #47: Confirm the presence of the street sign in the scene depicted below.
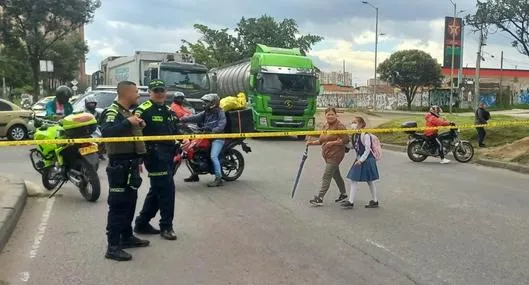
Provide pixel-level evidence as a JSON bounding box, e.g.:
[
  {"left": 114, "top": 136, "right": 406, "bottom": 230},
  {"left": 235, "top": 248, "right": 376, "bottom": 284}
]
[
  {"left": 39, "top": 60, "right": 54, "bottom": 72},
  {"left": 72, "top": 86, "right": 78, "bottom": 91},
  {"left": 71, "top": 80, "right": 78, "bottom": 86}
]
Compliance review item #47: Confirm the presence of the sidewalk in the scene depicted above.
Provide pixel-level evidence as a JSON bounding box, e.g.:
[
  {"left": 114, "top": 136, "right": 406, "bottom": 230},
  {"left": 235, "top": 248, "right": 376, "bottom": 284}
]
[{"left": 0, "top": 175, "right": 27, "bottom": 252}]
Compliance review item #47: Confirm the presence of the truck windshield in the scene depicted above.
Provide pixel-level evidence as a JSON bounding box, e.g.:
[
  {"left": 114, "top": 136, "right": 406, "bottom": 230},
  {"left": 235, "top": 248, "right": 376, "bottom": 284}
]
[
  {"left": 257, "top": 73, "right": 317, "bottom": 96},
  {"left": 160, "top": 69, "right": 209, "bottom": 90}
]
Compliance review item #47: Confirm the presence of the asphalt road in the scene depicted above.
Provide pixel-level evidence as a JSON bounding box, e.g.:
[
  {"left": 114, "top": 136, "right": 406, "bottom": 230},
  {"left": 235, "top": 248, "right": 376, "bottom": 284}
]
[{"left": 1, "top": 140, "right": 529, "bottom": 285}]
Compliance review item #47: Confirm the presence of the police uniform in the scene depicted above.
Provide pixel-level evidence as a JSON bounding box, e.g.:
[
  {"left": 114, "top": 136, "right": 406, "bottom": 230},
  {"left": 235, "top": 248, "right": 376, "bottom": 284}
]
[
  {"left": 100, "top": 101, "right": 149, "bottom": 261},
  {"left": 133, "top": 80, "right": 179, "bottom": 240}
]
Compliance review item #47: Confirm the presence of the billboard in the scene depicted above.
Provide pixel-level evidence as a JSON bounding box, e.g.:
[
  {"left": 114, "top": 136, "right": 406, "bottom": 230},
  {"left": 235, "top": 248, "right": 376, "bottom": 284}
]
[{"left": 443, "top": 16, "right": 463, "bottom": 69}]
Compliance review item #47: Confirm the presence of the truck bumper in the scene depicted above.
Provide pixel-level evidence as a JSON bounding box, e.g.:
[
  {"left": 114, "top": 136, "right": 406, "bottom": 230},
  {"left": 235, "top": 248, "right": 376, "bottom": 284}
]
[{"left": 253, "top": 114, "right": 315, "bottom": 132}]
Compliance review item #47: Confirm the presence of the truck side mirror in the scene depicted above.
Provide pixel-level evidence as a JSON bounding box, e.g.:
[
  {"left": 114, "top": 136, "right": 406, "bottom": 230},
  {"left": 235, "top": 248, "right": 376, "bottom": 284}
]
[
  {"left": 316, "top": 79, "right": 321, "bottom": 94},
  {"left": 249, "top": 75, "right": 256, "bottom": 88}
]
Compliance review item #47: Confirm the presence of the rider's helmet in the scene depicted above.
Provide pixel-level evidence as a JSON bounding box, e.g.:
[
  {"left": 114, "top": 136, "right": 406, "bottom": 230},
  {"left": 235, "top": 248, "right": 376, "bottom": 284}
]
[
  {"left": 429, "top": 105, "right": 442, "bottom": 116},
  {"left": 200, "top": 93, "right": 220, "bottom": 110},
  {"left": 55, "top": 85, "right": 73, "bottom": 105},
  {"left": 84, "top": 95, "right": 97, "bottom": 112},
  {"left": 173, "top": 91, "right": 185, "bottom": 104}
]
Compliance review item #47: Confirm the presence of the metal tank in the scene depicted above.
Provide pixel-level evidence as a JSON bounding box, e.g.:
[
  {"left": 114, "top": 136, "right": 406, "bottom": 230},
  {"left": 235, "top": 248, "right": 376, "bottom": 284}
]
[{"left": 212, "top": 60, "right": 252, "bottom": 97}]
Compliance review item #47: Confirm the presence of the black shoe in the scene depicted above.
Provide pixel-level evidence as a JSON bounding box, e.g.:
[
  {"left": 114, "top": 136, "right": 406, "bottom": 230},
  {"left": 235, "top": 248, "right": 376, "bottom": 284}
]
[
  {"left": 121, "top": 235, "right": 150, "bottom": 249},
  {"left": 309, "top": 196, "right": 323, "bottom": 206},
  {"left": 207, "top": 177, "right": 223, "bottom": 187},
  {"left": 365, "top": 200, "right": 379, "bottom": 208},
  {"left": 184, "top": 174, "right": 199, "bottom": 182},
  {"left": 341, "top": 201, "right": 354, "bottom": 209},
  {"left": 99, "top": 154, "right": 106, "bottom": 160},
  {"left": 105, "top": 246, "right": 132, "bottom": 261},
  {"left": 134, "top": 223, "right": 161, "bottom": 235},
  {"left": 335, "top": 194, "right": 348, "bottom": 203},
  {"left": 160, "top": 229, "right": 177, "bottom": 240},
  {"left": 479, "top": 144, "right": 486, "bottom": 148}
]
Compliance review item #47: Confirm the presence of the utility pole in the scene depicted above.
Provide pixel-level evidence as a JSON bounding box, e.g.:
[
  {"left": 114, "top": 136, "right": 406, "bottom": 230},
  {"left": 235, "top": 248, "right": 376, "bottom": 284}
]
[
  {"left": 362, "top": 1, "right": 379, "bottom": 109},
  {"left": 458, "top": 17, "right": 464, "bottom": 106},
  {"left": 449, "top": 1, "right": 457, "bottom": 114},
  {"left": 475, "top": 28, "right": 484, "bottom": 107},
  {"left": 343, "top": 60, "right": 346, "bottom": 86},
  {"left": 499, "top": 50, "right": 504, "bottom": 104}
]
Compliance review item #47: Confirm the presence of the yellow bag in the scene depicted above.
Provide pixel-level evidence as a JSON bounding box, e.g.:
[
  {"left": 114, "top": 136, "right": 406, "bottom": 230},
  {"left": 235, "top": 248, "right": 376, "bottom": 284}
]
[{"left": 220, "top": 92, "right": 247, "bottom": 111}]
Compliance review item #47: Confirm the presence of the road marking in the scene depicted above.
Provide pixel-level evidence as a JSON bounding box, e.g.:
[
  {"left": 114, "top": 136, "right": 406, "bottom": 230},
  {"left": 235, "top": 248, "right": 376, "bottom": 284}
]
[
  {"left": 29, "top": 198, "right": 55, "bottom": 259},
  {"left": 366, "top": 238, "right": 397, "bottom": 256},
  {"left": 19, "top": 272, "right": 30, "bottom": 282}
]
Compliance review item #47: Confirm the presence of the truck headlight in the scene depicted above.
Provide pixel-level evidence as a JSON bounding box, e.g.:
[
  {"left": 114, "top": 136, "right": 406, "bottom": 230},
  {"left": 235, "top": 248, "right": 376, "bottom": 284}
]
[
  {"left": 259, "top": 117, "right": 268, "bottom": 126},
  {"left": 307, "top": 118, "right": 314, "bottom": 127}
]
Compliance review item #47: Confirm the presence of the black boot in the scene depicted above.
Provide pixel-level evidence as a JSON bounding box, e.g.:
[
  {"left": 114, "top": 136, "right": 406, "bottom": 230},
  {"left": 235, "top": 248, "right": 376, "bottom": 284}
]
[
  {"left": 121, "top": 235, "right": 150, "bottom": 249},
  {"left": 134, "top": 222, "right": 161, "bottom": 235},
  {"left": 160, "top": 229, "right": 177, "bottom": 240},
  {"left": 207, "top": 176, "right": 223, "bottom": 187},
  {"left": 184, "top": 174, "right": 199, "bottom": 182},
  {"left": 105, "top": 246, "right": 132, "bottom": 261}
]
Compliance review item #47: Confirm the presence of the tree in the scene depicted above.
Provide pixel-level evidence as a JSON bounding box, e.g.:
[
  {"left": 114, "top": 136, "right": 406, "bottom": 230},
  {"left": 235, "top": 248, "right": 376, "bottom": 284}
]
[
  {"left": 0, "top": 0, "right": 100, "bottom": 101},
  {"left": 465, "top": 0, "right": 529, "bottom": 57},
  {"left": 45, "top": 31, "right": 89, "bottom": 83},
  {"left": 0, "top": 44, "right": 32, "bottom": 94},
  {"left": 378, "top": 50, "right": 443, "bottom": 110},
  {"left": 181, "top": 15, "right": 323, "bottom": 68}
]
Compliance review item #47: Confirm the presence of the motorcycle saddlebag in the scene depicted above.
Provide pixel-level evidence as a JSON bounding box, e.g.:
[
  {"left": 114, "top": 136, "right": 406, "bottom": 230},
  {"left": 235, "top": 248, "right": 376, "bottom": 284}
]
[
  {"left": 401, "top": 121, "right": 418, "bottom": 134},
  {"left": 224, "top": 108, "right": 254, "bottom": 133},
  {"left": 62, "top": 113, "right": 98, "bottom": 138}
]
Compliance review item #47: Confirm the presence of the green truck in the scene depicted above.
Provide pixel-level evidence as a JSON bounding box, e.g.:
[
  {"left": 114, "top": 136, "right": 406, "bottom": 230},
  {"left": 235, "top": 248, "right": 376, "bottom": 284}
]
[{"left": 210, "top": 44, "right": 320, "bottom": 138}]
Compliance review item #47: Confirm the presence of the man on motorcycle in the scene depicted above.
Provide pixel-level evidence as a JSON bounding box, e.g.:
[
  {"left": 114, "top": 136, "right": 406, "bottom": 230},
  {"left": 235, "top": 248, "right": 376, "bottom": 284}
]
[
  {"left": 425, "top": 105, "right": 451, "bottom": 164},
  {"left": 179, "top": 93, "right": 227, "bottom": 187},
  {"left": 45, "top": 86, "right": 74, "bottom": 119},
  {"left": 170, "top": 92, "right": 192, "bottom": 119},
  {"left": 84, "top": 95, "right": 106, "bottom": 160}
]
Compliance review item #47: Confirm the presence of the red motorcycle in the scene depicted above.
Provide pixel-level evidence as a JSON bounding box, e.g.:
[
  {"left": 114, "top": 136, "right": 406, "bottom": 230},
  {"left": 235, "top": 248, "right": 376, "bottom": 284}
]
[{"left": 173, "top": 124, "right": 251, "bottom": 181}]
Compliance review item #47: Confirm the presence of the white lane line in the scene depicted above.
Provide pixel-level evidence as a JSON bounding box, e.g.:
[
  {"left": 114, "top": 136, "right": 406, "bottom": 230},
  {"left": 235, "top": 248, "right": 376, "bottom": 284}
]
[
  {"left": 19, "top": 271, "right": 30, "bottom": 282},
  {"left": 366, "top": 238, "right": 397, "bottom": 256},
  {"left": 29, "top": 198, "right": 55, "bottom": 259}
]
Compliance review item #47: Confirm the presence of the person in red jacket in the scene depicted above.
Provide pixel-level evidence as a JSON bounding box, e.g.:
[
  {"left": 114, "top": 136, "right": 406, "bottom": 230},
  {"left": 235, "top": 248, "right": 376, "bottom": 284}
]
[
  {"left": 170, "top": 92, "right": 192, "bottom": 119},
  {"left": 425, "top": 106, "right": 451, "bottom": 164}
]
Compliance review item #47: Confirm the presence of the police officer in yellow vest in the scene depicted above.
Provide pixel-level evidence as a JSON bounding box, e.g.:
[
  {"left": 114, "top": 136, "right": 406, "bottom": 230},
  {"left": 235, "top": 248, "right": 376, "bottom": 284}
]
[
  {"left": 100, "top": 81, "right": 149, "bottom": 261},
  {"left": 133, "top": 79, "right": 179, "bottom": 240}
]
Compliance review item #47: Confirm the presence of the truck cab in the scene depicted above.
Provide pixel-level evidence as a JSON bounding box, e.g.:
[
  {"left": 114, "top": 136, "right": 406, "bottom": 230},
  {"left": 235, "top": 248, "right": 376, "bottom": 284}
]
[{"left": 143, "top": 60, "right": 211, "bottom": 111}]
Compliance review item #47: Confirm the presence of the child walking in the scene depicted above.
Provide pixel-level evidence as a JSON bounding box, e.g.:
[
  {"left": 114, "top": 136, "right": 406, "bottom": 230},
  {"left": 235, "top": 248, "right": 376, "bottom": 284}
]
[{"left": 342, "top": 116, "right": 380, "bottom": 209}]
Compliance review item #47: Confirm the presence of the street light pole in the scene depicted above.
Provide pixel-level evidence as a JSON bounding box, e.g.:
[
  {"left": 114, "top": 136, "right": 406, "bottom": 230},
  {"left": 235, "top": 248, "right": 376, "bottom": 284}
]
[
  {"left": 362, "top": 1, "right": 379, "bottom": 109},
  {"left": 449, "top": 0, "right": 457, "bottom": 114}
]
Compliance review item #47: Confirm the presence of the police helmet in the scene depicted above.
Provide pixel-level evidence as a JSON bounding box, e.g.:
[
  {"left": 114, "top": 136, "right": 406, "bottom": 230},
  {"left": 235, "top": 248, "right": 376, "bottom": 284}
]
[
  {"left": 429, "top": 105, "right": 442, "bottom": 116},
  {"left": 84, "top": 95, "right": 97, "bottom": 110},
  {"left": 200, "top": 93, "right": 220, "bottom": 110},
  {"left": 55, "top": 85, "right": 73, "bottom": 104}
]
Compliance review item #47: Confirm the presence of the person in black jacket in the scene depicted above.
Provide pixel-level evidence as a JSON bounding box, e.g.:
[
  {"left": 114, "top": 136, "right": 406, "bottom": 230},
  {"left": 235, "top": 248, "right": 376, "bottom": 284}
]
[{"left": 475, "top": 103, "right": 491, "bottom": 147}]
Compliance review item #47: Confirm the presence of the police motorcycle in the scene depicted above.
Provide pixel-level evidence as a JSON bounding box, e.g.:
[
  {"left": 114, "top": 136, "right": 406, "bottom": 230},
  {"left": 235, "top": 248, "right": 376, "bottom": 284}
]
[
  {"left": 401, "top": 121, "right": 474, "bottom": 163},
  {"left": 173, "top": 123, "right": 252, "bottom": 182},
  {"left": 28, "top": 112, "right": 101, "bottom": 202}
]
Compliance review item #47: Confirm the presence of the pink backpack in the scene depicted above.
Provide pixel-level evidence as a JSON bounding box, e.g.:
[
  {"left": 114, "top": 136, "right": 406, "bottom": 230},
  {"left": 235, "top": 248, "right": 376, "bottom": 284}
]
[{"left": 368, "top": 133, "right": 382, "bottom": 161}]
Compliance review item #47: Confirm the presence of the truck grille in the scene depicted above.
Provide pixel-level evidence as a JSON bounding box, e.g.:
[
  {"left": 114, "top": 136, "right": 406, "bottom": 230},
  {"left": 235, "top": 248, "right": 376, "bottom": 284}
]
[{"left": 268, "top": 97, "right": 309, "bottom": 116}]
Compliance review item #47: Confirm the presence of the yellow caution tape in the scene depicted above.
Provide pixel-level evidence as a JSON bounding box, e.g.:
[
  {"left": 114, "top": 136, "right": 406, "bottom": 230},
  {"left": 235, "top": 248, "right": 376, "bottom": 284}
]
[{"left": 0, "top": 120, "right": 528, "bottom": 147}]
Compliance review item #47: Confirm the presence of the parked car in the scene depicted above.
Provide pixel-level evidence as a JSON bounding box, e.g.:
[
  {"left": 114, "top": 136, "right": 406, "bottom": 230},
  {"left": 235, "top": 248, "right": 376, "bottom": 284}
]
[{"left": 0, "top": 99, "right": 35, "bottom": 141}]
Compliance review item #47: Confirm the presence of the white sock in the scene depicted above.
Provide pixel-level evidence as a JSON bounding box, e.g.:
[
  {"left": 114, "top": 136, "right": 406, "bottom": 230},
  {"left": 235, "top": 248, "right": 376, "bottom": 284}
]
[
  {"left": 348, "top": 182, "right": 358, "bottom": 203},
  {"left": 367, "top": 181, "right": 378, "bottom": 202}
]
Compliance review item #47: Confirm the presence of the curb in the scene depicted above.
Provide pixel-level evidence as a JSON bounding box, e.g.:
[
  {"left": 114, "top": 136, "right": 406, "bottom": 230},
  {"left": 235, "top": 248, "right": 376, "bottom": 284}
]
[
  {"left": 0, "top": 176, "right": 28, "bottom": 252},
  {"left": 381, "top": 143, "right": 529, "bottom": 175},
  {"left": 474, "top": 158, "right": 529, "bottom": 175}
]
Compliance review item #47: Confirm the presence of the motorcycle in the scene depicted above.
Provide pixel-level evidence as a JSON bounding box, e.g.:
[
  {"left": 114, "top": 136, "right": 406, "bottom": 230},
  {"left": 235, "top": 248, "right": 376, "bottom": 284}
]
[
  {"left": 173, "top": 123, "right": 252, "bottom": 181},
  {"left": 402, "top": 121, "right": 474, "bottom": 163},
  {"left": 28, "top": 113, "right": 101, "bottom": 202}
]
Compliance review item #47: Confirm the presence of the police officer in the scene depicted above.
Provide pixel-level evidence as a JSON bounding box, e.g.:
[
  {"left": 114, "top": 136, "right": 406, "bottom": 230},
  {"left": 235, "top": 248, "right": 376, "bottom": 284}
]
[
  {"left": 100, "top": 81, "right": 150, "bottom": 261},
  {"left": 133, "top": 79, "right": 179, "bottom": 240}
]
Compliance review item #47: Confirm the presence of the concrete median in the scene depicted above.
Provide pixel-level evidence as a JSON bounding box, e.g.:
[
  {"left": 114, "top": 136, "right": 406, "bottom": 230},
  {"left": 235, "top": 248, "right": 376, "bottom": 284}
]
[{"left": 0, "top": 175, "right": 27, "bottom": 252}]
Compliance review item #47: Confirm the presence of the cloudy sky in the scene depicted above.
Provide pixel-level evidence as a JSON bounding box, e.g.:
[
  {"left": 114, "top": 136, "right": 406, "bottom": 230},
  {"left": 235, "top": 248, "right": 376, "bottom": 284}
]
[{"left": 85, "top": 0, "right": 529, "bottom": 85}]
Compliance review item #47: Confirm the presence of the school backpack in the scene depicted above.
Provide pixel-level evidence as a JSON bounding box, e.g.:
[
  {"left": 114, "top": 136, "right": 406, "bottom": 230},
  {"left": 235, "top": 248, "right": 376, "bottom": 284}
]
[{"left": 368, "top": 133, "right": 382, "bottom": 161}]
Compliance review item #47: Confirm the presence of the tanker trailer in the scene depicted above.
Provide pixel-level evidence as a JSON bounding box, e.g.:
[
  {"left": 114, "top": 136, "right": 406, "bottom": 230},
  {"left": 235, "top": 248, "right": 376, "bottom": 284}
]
[{"left": 210, "top": 44, "right": 319, "bottom": 138}]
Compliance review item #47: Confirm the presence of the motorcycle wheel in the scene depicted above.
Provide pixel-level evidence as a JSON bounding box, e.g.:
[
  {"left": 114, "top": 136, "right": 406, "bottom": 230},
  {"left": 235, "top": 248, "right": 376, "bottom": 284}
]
[
  {"left": 42, "top": 166, "right": 62, "bottom": 191},
  {"left": 407, "top": 141, "right": 428, "bottom": 162},
  {"left": 453, "top": 141, "right": 474, "bottom": 163},
  {"left": 221, "top": 149, "right": 245, "bottom": 181},
  {"left": 76, "top": 159, "right": 101, "bottom": 202}
]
